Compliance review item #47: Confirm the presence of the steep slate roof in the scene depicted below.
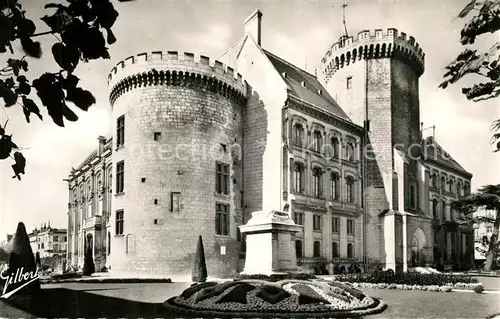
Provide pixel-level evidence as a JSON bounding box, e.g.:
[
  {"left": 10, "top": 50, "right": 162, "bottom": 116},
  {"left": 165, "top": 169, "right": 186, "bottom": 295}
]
[
  {"left": 263, "top": 50, "right": 352, "bottom": 122},
  {"left": 422, "top": 136, "right": 471, "bottom": 177}
]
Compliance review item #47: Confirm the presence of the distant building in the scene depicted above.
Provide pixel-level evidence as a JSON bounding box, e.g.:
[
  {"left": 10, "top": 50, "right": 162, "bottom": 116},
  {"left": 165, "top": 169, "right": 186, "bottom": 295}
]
[
  {"left": 473, "top": 209, "right": 497, "bottom": 261},
  {"left": 28, "top": 223, "right": 67, "bottom": 259}
]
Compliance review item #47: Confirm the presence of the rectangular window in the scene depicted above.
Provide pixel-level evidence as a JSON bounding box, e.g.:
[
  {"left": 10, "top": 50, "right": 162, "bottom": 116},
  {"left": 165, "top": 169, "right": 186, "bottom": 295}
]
[
  {"left": 346, "top": 76, "right": 352, "bottom": 90},
  {"left": 332, "top": 217, "right": 340, "bottom": 233},
  {"left": 116, "top": 210, "right": 124, "bottom": 235},
  {"left": 295, "top": 240, "right": 303, "bottom": 258},
  {"left": 53, "top": 236, "right": 59, "bottom": 242},
  {"left": 64, "top": 236, "right": 67, "bottom": 242},
  {"left": 116, "top": 161, "right": 124, "bottom": 194},
  {"left": 215, "top": 203, "right": 230, "bottom": 236},
  {"left": 154, "top": 132, "right": 161, "bottom": 141},
  {"left": 116, "top": 115, "right": 125, "bottom": 148},
  {"left": 332, "top": 242, "right": 339, "bottom": 258},
  {"left": 171, "top": 192, "right": 182, "bottom": 212},
  {"left": 347, "top": 219, "right": 355, "bottom": 235},
  {"left": 313, "top": 214, "right": 321, "bottom": 231},
  {"left": 294, "top": 212, "right": 304, "bottom": 226},
  {"left": 347, "top": 242, "right": 354, "bottom": 258},
  {"left": 313, "top": 240, "right": 321, "bottom": 257},
  {"left": 216, "top": 163, "right": 230, "bottom": 195}
]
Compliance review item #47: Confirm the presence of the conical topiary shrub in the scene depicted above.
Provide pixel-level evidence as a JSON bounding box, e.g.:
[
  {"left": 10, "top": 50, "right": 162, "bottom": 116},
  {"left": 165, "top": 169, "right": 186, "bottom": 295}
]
[
  {"left": 191, "top": 235, "right": 207, "bottom": 282},
  {"left": 83, "top": 237, "right": 95, "bottom": 276},
  {"left": 35, "top": 252, "right": 41, "bottom": 269},
  {"left": 6, "top": 222, "right": 40, "bottom": 295}
]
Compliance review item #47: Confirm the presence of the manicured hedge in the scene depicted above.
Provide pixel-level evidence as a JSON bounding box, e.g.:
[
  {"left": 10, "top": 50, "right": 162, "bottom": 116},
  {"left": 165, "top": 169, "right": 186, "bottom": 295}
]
[
  {"left": 334, "top": 271, "right": 479, "bottom": 286},
  {"left": 233, "top": 273, "right": 316, "bottom": 282}
]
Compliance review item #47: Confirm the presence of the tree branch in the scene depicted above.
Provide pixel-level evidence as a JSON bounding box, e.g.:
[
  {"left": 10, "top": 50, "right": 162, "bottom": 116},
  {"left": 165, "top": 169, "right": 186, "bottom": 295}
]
[{"left": 30, "top": 30, "right": 53, "bottom": 38}]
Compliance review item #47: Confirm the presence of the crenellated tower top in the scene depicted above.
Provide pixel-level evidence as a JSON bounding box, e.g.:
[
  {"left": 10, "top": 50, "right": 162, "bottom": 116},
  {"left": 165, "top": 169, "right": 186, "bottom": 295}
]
[{"left": 320, "top": 28, "right": 425, "bottom": 84}]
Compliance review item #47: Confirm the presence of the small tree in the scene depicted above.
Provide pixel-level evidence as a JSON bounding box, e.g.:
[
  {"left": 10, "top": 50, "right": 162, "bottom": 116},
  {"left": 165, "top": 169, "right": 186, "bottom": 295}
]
[
  {"left": 191, "top": 235, "right": 207, "bottom": 282},
  {"left": 82, "top": 238, "right": 95, "bottom": 276},
  {"left": 7, "top": 222, "right": 40, "bottom": 295}
]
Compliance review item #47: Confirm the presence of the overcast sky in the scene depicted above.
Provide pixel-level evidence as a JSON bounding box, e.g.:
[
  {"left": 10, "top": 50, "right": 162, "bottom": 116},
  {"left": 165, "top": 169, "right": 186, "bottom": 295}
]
[{"left": 0, "top": 0, "right": 498, "bottom": 238}]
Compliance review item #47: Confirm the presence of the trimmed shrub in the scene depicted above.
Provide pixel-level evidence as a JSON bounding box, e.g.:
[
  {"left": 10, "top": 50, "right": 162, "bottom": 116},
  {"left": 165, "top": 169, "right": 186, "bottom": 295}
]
[
  {"left": 216, "top": 283, "right": 256, "bottom": 304},
  {"left": 6, "top": 222, "right": 41, "bottom": 295},
  {"left": 474, "top": 284, "right": 485, "bottom": 294},
  {"left": 233, "top": 272, "right": 316, "bottom": 282},
  {"left": 256, "top": 285, "right": 291, "bottom": 304},
  {"left": 191, "top": 235, "right": 207, "bottom": 283},
  {"left": 82, "top": 242, "right": 95, "bottom": 276}
]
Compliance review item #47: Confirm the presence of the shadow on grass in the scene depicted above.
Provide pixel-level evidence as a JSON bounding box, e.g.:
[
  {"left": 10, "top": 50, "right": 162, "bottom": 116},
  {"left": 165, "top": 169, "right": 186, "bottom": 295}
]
[{"left": 2, "top": 287, "right": 192, "bottom": 319}]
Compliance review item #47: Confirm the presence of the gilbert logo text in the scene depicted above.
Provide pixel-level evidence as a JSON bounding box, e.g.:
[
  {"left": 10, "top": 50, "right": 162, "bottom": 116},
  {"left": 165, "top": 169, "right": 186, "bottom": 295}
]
[{"left": 0, "top": 264, "right": 39, "bottom": 299}]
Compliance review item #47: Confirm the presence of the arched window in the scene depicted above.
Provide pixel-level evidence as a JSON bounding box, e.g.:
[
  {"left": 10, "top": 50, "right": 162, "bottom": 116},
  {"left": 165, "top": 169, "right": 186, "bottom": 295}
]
[
  {"left": 346, "top": 176, "right": 355, "bottom": 203},
  {"left": 431, "top": 174, "right": 437, "bottom": 188},
  {"left": 293, "top": 163, "right": 304, "bottom": 193},
  {"left": 346, "top": 143, "right": 355, "bottom": 161},
  {"left": 449, "top": 180, "right": 454, "bottom": 194},
  {"left": 330, "top": 172, "right": 340, "bottom": 200},
  {"left": 312, "top": 130, "right": 322, "bottom": 152},
  {"left": 294, "top": 124, "right": 304, "bottom": 146},
  {"left": 331, "top": 137, "right": 340, "bottom": 158},
  {"left": 312, "top": 167, "right": 323, "bottom": 197},
  {"left": 441, "top": 176, "right": 446, "bottom": 192},
  {"left": 456, "top": 182, "right": 462, "bottom": 196},
  {"left": 442, "top": 200, "right": 447, "bottom": 220},
  {"left": 432, "top": 199, "right": 439, "bottom": 219},
  {"left": 464, "top": 183, "right": 470, "bottom": 196}
]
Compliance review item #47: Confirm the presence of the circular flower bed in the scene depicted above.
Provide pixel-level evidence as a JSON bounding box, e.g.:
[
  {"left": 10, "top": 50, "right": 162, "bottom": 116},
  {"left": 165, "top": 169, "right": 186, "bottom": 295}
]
[{"left": 163, "top": 279, "right": 387, "bottom": 318}]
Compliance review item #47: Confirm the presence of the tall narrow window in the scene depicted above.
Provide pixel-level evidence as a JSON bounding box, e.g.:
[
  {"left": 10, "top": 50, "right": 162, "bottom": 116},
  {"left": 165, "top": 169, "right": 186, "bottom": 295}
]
[
  {"left": 216, "top": 163, "right": 230, "bottom": 194},
  {"left": 332, "top": 217, "right": 340, "bottom": 233},
  {"left": 313, "top": 214, "right": 321, "bottom": 231},
  {"left": 294, "top": 124, "right": 303, "bottom": 146},
  {"left": 332, "top": 242, "right": 339, "bottom": 258},
  {"left": 116, "top": 161, "right": 124, "bottom": 194},
  {"left": 107, "top": 231, "right": 111, "bottom": 255},
  {"left": 346, "top": 143, "right": 355, "bottom": 161},
  {"left": 116, "top": 115, "right": 125, "bottom": 148},
  {"left": 330, "top": 172, "right": 339, "bottom": 200},
  {"left": 295, "top": 240, "right": 303, "bottom": 258},
  {"left": 441, "top": 177, "right": 446, "bottom": 192},
  {"left": 312, "top": 167, "right": 322, "bottom": 197},
  {"left": 331, "top": 137, "right": 340, "bottom": 158},
  {"left": 294, "top": 212, "right": 304, "bottom": 225},
  {"left": 442, "top": 200, "right": 447, "bottom": 220},
  {"left": 347, "top": 243, "right": 354, "bottom": 258},
  {"left": 347, "top": 219, "right": 355, "bottom": 235},
  {"left": 171, "top": 192, "right": 182, "bottom": 212},
  {"left": 115, "top": 210, "right": 124, "bottom": 235},
  {"left": 346, "top": 176, "right": 354, "bottom": 203},
  {"left": 456, "top": 182, "right": 462, "bottom": 196},
  {"left": 431, "top": 174, "right": 437, "bottom": 188},
  {"left": 346, "top": 76, "right": 352, "bottom": 90},
  {"left": 312, "top": 130, "right": 322, "bottom": 152},
  {"left": 410, "top": 184, "right": 416, "bottom": 208},
  {"left": 433, "top": 199, "right": 439, "bottom": 219},
  {"left": 313, "top": 240, "right": 321, "bottom": 257},
  {"left": 293, "top": 163, "right": 304, "bottom": 193},
  {"left": 215, "top": 203, "right": 230, "bottom": 236},
  {"left": 449, "top": 180, "right": 454, "bottom": 194}
]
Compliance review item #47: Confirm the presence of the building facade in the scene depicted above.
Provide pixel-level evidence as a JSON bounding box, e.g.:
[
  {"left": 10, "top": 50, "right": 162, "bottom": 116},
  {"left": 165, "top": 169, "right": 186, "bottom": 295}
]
[
  {"left": 66, "top": 9, "right": 474, "bottom": 277},
  {"left": 66, "top": 137, "right": 113, "bottom": 271},
  {"left": 28, "top": 223, "right": 67, "bottom": 259}
]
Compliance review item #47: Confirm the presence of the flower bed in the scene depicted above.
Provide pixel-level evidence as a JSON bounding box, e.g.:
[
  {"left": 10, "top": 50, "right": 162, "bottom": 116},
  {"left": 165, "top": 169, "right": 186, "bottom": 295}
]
[
  {"left": 335, "top": 272, "right": 478, "bottom": 285},
  {"left": 233, "top": 273, "right": 316, "bottom": 282},
  {"left": 332, "top": 271, "right": 482, "bottom": 292},
  {"left": 163, "top": 279, "right": 387, "bottom": 318}
]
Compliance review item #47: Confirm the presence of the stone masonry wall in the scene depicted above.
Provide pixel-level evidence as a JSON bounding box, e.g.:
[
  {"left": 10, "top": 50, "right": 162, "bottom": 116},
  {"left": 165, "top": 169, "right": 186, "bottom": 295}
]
[{"left": 108, "top": 52, "right": 246, "bottom": 278}]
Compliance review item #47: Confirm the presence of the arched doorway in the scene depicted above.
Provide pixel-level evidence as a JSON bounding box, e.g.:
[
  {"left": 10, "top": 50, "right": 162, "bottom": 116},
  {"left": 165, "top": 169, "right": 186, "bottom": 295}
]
[{"left": 411, "top": 228, "right": 427, "bottom": 267}]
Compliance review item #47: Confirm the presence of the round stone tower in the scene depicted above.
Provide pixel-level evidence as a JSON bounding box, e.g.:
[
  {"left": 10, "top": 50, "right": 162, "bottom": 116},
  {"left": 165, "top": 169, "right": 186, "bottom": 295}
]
[
  {"left": 107, "top": 51, "right": 247, "bottom": 278},
  {"left": 319, "top": 29, "right": 426, "bottom": 269}
]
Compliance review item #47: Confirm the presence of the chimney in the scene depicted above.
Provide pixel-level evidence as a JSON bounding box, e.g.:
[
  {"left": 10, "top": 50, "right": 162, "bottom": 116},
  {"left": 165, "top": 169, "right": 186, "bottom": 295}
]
[
  {"left": 244, "top": 9, "right": 263, "bottom": 46},
  {"left": 98, "top": 136, "right": 107, "bottom": 154}
]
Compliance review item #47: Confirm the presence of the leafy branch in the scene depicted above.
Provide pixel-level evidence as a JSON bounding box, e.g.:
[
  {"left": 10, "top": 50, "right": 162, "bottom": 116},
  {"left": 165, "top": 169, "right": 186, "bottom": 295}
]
[
  {"left": 0, "top": 0, "right": 119, "bottom": 180},
  {"left": 440, "top": 0, "right": 500, "bottom": 152}
]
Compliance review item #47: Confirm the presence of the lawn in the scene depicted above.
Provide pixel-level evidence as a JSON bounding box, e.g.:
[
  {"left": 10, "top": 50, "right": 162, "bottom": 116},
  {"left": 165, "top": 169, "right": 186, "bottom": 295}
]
[{"left": 0, "top": 282, "right": 498, "bottom": 318}]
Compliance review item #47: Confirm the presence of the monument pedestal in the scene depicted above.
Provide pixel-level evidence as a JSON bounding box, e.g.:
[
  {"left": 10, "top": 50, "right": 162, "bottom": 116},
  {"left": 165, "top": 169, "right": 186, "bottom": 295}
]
[{"left": 238, "top": 210, "right": 303, "bottom": 275}]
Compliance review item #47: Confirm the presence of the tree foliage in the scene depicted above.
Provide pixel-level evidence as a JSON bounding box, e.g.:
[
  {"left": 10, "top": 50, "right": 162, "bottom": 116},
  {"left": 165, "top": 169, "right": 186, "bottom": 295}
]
[
  {"left": 452, "top": 184, "right": 500, "bottom": 271},
  {"left": 0, "top": 0, "right": 119, "bottom": 180},
  {"left": 440, "top": 0, "right": 500, "bottom": 152}
]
